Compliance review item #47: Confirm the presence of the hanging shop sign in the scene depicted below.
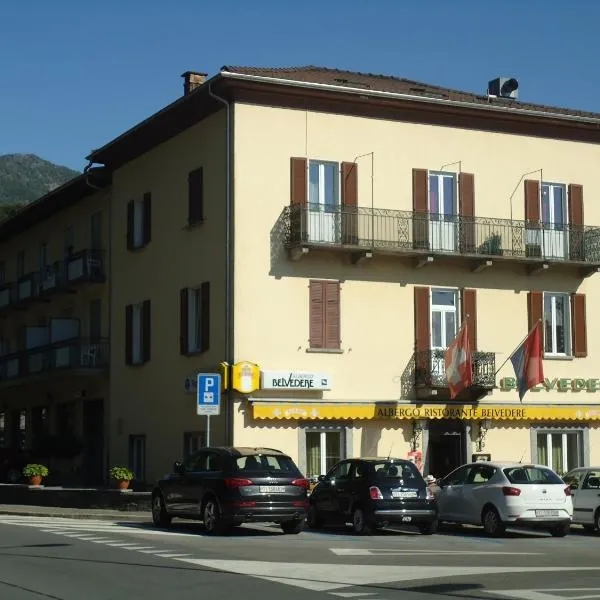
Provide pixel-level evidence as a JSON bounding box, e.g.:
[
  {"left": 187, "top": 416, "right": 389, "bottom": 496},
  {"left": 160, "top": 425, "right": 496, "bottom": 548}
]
[
  {"left": 232, "top": 361, "right": 261, "bottom": 394},
  {"left": 260, "top": 370, "right": 331, "bottom": 391},
  {"left": 500, "top": 377, "right": 600, "bottom": 393}
]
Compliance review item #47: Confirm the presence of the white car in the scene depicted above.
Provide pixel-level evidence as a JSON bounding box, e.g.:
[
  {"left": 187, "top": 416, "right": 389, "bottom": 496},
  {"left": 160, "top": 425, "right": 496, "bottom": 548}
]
[
  {"left": 563, "top": 467, "right": 600, "bottom": 532},
  {"left": 435, "top": 461, "right": 573, "bottom": 537}
]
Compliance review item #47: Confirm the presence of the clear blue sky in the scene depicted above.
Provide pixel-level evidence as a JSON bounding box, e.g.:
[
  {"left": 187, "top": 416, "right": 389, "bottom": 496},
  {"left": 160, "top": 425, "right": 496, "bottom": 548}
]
[{"left": 1, "top": 0, "right": 597, "bottom": 171}]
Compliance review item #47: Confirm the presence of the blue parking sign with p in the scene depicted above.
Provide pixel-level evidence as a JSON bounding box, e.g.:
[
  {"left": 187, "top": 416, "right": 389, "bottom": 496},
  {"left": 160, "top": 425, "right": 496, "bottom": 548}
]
[{"left": 197, "top": 373, "right": 221, "bottom": 416}]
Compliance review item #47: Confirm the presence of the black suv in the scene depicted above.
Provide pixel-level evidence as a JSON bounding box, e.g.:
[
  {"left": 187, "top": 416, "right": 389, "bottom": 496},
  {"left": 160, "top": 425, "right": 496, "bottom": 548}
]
[
  {"left": 151, "top": 447, "right": 309, "bottom": 534},
  {"left": 307, "top": 457, "right": 438, "bottom": 535}
]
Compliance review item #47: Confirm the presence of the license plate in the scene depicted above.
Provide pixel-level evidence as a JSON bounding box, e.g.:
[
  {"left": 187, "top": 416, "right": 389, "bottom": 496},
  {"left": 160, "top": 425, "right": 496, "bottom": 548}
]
[
  {"left": 392, "top": 490, "right": 418, "bottom": 499},
  {"left": 259, "top": 486, "right": 286, "bottom": 493},
  {"left": 402, "top": 516, "right": 412, "bottom": 522},
  {"left": 535, "top": 509, "right": 559, "bottom": 517}
]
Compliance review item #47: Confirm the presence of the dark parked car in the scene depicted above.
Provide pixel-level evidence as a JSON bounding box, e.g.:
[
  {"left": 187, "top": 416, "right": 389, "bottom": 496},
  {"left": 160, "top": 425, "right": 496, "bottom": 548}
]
[
  {"left": 307, "top": 457, "right": 438, "bottom": 535},
  {"left": 151, "top": 447, "right": 309, "bottom": 534},
  {"left": 0, "top": 448, "right": 31, "bottom": 483}
]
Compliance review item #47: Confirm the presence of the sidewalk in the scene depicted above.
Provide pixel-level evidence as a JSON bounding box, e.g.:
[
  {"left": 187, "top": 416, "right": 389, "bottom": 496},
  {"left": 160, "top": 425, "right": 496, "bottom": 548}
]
[{"left": 0, "top": 504, "right": 151, "bottom": 521}]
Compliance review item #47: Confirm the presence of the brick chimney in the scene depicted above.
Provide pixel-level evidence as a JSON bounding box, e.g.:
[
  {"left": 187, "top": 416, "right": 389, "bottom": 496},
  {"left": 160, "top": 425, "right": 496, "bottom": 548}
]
[{"left": 181, "top": 71, "right": 208, "bottom": 95}]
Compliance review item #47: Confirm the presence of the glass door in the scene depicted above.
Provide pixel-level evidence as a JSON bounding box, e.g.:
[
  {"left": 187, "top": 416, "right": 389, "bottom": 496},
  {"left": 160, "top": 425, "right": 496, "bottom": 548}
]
[
  {"left": 429, "top": 173, "right": 457, "bottom": 252},
  {"left": 541, "top": 184, "right": 567, "bottom": 259},
  {"left": 308, "top": 161, "right": 340, "bottom": 243},
  {"left": 305, "top": 430, "right": 343, "bottom": 480},
  {"left": 536, "top": 431, "right": 582, "bottom": 475},
  {"left": 430, "top": 289, "right": 458, "bottom": 381}
]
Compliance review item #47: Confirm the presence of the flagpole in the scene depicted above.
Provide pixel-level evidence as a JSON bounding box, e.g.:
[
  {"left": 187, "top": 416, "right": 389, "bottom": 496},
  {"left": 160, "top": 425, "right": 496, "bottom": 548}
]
[{"left": 494, "top": 318, "right": 542, "bottom": 376}]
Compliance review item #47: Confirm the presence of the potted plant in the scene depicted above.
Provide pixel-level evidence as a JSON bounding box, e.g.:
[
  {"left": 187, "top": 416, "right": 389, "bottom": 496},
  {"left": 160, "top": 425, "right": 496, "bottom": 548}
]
[
  {"left": 109, "top": 466, "right": 135, "bottom": 490},
  {"left": 23, "top": 464, "right": 49, "bottom": 486}
]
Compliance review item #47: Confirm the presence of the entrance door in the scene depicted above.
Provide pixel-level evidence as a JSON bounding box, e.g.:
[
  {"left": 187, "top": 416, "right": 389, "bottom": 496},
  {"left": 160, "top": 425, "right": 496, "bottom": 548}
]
[
  {"left": 541, "top": 183, "right": 567, "bottom": 259},
  {"left": 82, "top": 399, "right": 104, "bottom": 485},
  {"left": 305, "top": 429, "right": 343, "bottom": 480},
  {"left": 430, "top": 289, "right": 458, "bottom": 381},
  {"left": 429, "top": 173, "right": 457, "bottom": 252},
  {"left": 308, "top": 161, "right": 340, "bottom": 243},
  {"left": 427, "top": 419, "right": 465, "bottom": 479}
]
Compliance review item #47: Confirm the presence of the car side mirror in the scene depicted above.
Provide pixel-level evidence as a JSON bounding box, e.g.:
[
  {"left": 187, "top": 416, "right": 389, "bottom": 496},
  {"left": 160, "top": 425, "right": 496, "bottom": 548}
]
[{"left": 173, "top": 461, "right": 184, "bottom": 474}]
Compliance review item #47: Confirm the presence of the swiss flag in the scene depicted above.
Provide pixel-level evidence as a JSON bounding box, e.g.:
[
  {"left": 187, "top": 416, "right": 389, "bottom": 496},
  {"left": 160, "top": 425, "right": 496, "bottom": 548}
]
[{"left": 444, "top": 321, "right": 473, "bottom": 399}]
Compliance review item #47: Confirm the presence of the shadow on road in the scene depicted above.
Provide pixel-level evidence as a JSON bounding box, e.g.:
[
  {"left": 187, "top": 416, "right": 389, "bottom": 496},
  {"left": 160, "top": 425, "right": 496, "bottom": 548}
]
[{"left": 113, "top": 521, "right": 284, "bottom": 537}]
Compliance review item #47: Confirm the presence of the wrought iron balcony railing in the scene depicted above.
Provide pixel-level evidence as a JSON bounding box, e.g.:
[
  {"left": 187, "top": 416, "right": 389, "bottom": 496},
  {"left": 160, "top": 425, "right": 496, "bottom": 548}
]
[
  {"left": 281, "top": 204, "right": 600, "bottom": 265},
  {"left": 0, "top": 337, "right": 109, "bottom": 382},
  {"left": 413, "top": 349, "right": 496, "bottom": 390}
]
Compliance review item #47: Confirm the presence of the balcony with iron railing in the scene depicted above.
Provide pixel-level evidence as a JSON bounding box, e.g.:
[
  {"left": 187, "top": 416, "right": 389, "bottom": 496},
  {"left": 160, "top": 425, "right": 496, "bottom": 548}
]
[
  {"left": 280, "top": 204, "right": 600, "bottom": 275},
  {"left": 0, "top": 337, "right": 109, "bottom": 383},
  {"left": 0, "top": 249, "right": 106, "bottom": 311},
  {"left": 400, "top": 349, "right": 496, "bottom": 401}
]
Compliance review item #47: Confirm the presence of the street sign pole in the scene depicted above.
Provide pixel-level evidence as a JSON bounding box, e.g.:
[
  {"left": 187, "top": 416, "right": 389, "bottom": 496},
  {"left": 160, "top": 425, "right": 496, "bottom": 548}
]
[{"left": 197, "top": 373, "right": 221, "bottom": 448}]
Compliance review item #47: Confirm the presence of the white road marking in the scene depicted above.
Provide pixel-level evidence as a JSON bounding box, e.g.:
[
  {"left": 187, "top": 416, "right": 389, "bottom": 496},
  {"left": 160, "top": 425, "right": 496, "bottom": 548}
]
[
  {"left": 330, "top": 548, "right": 541, "bottom": 556},
  {"left": 329, "top": 593, "right": 378, "bottom": 598},
  {"left": 153, "top": 553, "right": 192, "bottom": 558},
  {"left": 137, "top": 549, "right": 174, "bottom": 554},
  {"left": 171, "top": 560, "right": 600, "bottom": 593},
  {"left": 487, "top": 589, "right": 600, "bottom": 600}
]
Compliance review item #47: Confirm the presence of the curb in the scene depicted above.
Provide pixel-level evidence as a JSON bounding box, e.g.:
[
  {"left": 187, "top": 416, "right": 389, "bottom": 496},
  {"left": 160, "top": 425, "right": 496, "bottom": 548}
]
[{"left": 0, "top": 509, "right": 151, "bottom": 521}]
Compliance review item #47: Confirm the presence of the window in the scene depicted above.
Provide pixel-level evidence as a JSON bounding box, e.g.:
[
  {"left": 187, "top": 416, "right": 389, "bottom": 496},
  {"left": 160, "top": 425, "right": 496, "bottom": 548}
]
[
  {"left": 430, "top": 288, "right": 458, "bottom": 350},
  {"left": 188, "top": 168, "right": 204, "bottom": 225},
  {"left": 307, "top": 160, "right": 340, "bottom": 243},
  {"left": 535, "top": 429, "right": 583, "bottom": 475},
  {"left": 90, "top": 299, "right": 102, "bottom": 341},
  {"left": 128, "top": 434, "right": 146, "bottom": 481},
  {"left": 443, "top": 465, "right": 470, "bottom": 486},
  {"left": 544, "top": 292, "right": 570, "bottom": 356},
  {"left": 582, "top": 471, "right": 600, "bottom": 490},
  {"left": 16, "top": 251, "right": 25, "bottom": 278},
  {"left": 327, "top": 460, "right": 352, "bottom": 480},
  {"left": 16, "top": 409, "right": 27, "bottom": 450},
  {"left": 90, "top": 211, "right": 103, "bottom": 249},
  {"left": 309, "top": 280, "right": 340, "bottom": 350},
  {"left": 466, "top": 464, "right": 497, "bottom": 484},
  {"left": 64, "top": 226, "right": 74, "bottom": 256},
  {"left": 183, "top": 431, "right": 205, "bottom": 457},
  {"left": 180, "top": 283, "right": 210, "bottom": 355},
  {"left": 563, "top": 470, "right": 584, "bottom": 489},
  {"left": 503, "top": 466, "right": 563, "bottom": 485},
  {"left": 127, "top": 193, "right": 151, "bottom": 250},
  {"left": 0, "top": 411, "right": 5, "bottom": 447},
  {"left": 56, "top": 402, "right": 76, "bottom": 438},
  {"left": 125, "top": 301, "right": 151, "bottom": 365},
  {"left": 306, "top": 429, "right": 343, "bottom": 478}
]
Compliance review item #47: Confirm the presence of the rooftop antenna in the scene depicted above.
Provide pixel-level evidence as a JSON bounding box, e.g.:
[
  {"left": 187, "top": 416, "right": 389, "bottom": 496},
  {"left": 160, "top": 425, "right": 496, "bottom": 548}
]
[
  {"left": 518, "top": 449, "right": 526, "bottom": 463},
  {"left": 387, "top": 442, "right": 394, "bottom": 461}
]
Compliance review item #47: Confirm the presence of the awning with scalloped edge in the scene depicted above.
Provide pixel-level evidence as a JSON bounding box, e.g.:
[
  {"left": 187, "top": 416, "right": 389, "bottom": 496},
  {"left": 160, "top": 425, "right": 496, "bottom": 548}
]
[{"left": 250, "top": 402, "right": 600, "bottom": 421}]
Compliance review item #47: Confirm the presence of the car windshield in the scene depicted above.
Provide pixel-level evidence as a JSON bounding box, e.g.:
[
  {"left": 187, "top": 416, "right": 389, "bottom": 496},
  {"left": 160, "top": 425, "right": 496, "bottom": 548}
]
[
  {"left": 503, "top": 466, "right": 563, "bottom": 485},
  {"left": 371, "top": 461, "right": 422, "bottom": 484},
  {"left": 234, "top": 454, "right": 301, "bottom": 476}
]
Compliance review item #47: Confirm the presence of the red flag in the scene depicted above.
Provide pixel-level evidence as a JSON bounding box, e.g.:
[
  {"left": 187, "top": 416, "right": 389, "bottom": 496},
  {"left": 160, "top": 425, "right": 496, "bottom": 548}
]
[
  {"left": 510, "top": 320, "right": 544, "bottom": 400},
  {"left": 444, "top": 321, "right": 473, "bottom": 399}
]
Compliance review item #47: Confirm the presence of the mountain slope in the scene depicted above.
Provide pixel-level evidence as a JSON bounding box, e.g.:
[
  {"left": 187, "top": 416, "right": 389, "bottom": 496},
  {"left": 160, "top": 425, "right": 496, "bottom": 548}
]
[{"left": 0, "top": 154, "right": 80, "bottom": 207}]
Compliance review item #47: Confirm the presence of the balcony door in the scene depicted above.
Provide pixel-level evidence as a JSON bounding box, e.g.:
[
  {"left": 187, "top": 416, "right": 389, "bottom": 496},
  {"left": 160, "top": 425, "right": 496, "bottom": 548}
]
[
  {"left": 429, "top": 173, "right": 457, "bottom": 252},
  {"left": 308, "top": 161, "right": 340, "bottom": 243},
  {"left": 430, "top": 289, "right": 458, "bottom": 381},
  {"left": 541, "top": 183, "right": 567, "bottom": 259}
]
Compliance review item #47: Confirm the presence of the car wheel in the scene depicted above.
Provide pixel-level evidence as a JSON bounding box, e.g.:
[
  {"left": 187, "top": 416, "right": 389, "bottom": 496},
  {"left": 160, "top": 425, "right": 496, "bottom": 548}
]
[
  {"left": 583, "top": 524, "right": 595, "bottom": 534},
  {"left": 418, "top": 520, "right": 438, "bottom": 535},
  {"left": 549, "top": 523, "right": 570, "bottom": 537},
  {"left": 202, "top": 498, "right": 226, "bottom": 535},
  {"left": 281, "top": 519, "right": 304, "bottom": 534},
  {"left": 482, "top": 507, "right": 505, "bottom": 537},
  {"left": 307, "top": 505, "right": 323, "bottom": 529},
  {"left": 151, "top": 493, "right": 172, "bottom": 528},
  {"left": 352, "top": 507, "right": 373, "bottom": 535}
]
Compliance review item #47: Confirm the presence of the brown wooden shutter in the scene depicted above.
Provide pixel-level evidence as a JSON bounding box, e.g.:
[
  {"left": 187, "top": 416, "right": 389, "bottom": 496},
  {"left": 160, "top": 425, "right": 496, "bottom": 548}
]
[
  {"left": 125, "top": 304, "right": 133, "bottom": 364},
  {"left": 341, "top": 162, "right": 358, "bottom": 244},
  {"left": 309, "top": 280, "right": 325, "bottom": 349},
  {"left": 126, "top": 201, "right": 134, "bottom": 250},
  {"left": 524, "top": 180, "right": 540, "bottom": 223},
  {"left": 325, "top": 281, "right": 340, "bottom": 349},
  {"left": 142, "top": 299, "right": 151, "bottom": 362},
  {"left": 412, "top": 169, "right": 429, "bottom": 249},
  {"left": 180, "top": 288, "right": 189, "bottom": 356},
  {"left": 414, "top": 286, "right": 430, "bottom": 380},
  {"left": 459, "top": 173, "right": 476, "bottom": 253},
  {"left": 143, "top": 192, "right": 152, "bottom": 245},
  {"left": 568, "top": 184, "right": 584, "bottom": 261},
  {"left": 290, "top": 157, "right": 307, "bottom": 243},
  {"left": 571, "top": 293, "right": 587, "bottom": 357},
  {"left": 188, "top": 168, "right": 204, "bottom": 225},
  {"left": 527, "top": 291, "right": 544, "bottom": 349},
  {"left": 461, "top": 288, "right": 477, "bottom": 351},
  {"left": 200, "top": 281, "right": 210, "bottom": 353}
]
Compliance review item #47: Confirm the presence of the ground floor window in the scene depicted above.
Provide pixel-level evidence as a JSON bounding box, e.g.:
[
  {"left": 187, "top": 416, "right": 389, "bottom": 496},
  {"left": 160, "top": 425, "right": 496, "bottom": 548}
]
[
  {"left": 305, "top": 429, "right": 344, "bottom": 479},
  {"left": 0, "top": 411, "right": 5, "bottom": 447},
  {"left": 128, "top": 434, "right": 146, "bottom": 482},
  {"left": 183, "top": 431, "right": 205, "bottom": 458},
  {"left": 535, "top": 429, "right": 584, "bottom": 475}
]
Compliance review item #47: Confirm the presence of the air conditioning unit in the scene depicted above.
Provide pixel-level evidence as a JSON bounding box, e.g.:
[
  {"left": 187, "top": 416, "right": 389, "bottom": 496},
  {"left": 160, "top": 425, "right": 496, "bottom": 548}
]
[{"left": 488, "top": 77, "right": 519, "bottom": 100}]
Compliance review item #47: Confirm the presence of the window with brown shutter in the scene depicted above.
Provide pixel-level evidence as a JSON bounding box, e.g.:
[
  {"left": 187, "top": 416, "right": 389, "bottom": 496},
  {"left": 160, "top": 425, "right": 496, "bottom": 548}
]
[
  {"left": 460, "top": 288, "right": 477, "bottom": 351},
  {"left": 527, "top": 290, "right": 544, "bottom": 348},
  {"left": 142, "top": 193, "right": 152, "bottom": 245},
  {"left": 568, "top": 184, "right": 584, "bottom": 261},
  {"left": 180, "top": 284, "right": 210, "bottom": 355},
  {"left": 188, "top": 168, "right": 204, "bottom": 226},
  {"left": 142, "top": 299, "right": 151, "bottom": 362},
  {"left": 524, "top": 180, "right": 540, "bottom": 223},
  {"left": 290, "top": 157, "right": 307, "bottom": 243},
  {"left": 571, "top": 293, "right": 587, "bottom": 357},
  {"left": 413, "top": 286, "right": 430, "bottom": 377},
  {"left": 341, "top": 162, "right": 358, "bottom": 244},
  {"left": 412, "top": 169, "right": 429, "bottom": 249},
  {"left": 309, "top": 280, "right": 340, "bottom": 350},
  {"left": 459, "top": 173, "right": 475, "bottom": 253},
  {"left": 125, "top": 304, "right": 133, "bottom": 364}
]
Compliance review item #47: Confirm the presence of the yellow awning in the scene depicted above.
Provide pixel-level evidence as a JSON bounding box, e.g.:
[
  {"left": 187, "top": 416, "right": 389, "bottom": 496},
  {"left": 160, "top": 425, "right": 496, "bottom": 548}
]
[{"left": 251, "top": 402, "right": 600, "bottom": 421}]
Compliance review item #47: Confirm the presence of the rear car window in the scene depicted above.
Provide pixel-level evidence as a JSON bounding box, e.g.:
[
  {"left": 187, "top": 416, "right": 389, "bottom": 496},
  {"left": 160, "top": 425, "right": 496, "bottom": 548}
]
[
  {"left": 503, "top": 466, "right": 563, "bottom": 485},
  {"left": 372, "top": 461, "right": 422, "bottom": 484},
  {"left": 235, "top": 454, "right": 301, "bottom": 476}
]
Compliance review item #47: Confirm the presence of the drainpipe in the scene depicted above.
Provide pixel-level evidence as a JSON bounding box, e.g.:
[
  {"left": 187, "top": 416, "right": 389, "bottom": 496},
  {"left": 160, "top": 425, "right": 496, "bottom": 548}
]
[{"left": 208, "top": 81, "right": 234, "bottom": 445}]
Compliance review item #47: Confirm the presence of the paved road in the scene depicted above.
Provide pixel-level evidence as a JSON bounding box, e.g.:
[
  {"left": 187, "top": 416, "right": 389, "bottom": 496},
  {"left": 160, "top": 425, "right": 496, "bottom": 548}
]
[{"left": 1, "top": 516, "right": 600, "bottom": 599}]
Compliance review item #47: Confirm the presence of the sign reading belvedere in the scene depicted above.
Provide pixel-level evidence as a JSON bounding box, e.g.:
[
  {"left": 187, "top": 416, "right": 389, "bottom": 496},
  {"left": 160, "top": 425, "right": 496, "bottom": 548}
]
[
  {"left": 260, "top": 371, "right": 331, "bottom": 391},
  {"left": 500, "top": 377, "right": 600, "bottom": 393}
]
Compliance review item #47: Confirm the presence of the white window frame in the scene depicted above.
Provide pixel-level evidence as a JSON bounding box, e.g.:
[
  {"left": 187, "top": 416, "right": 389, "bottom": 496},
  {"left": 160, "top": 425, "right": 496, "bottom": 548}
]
[
  {"left": 430, "top": 287, "right": 460, "bottom": 350},
  {"left": 308, "top": 160, "right": 340, "bottom": 209},
  {"left": 131, "top": 303, "right": 143, "bottom": 365},
  {"left": 187, "top": 287, "right": 202, "bottom": 353},
  {"left": 132, "top": 200, "right": 145, "bottom": 248},
  {"left": 428, "top": 171, "right": 457, "bottom": 217},
  {"left": 543, "top": 291, "right": 571, "bottom": 357},
  {"left": 534, "top": 428, "right": 584, "bottom": 474},
  {"left": 541, "top": 182, "right": 568, "bottom": 228},
  {"left": 304, "top": 427, "right": 345, "bottom": 479}
]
